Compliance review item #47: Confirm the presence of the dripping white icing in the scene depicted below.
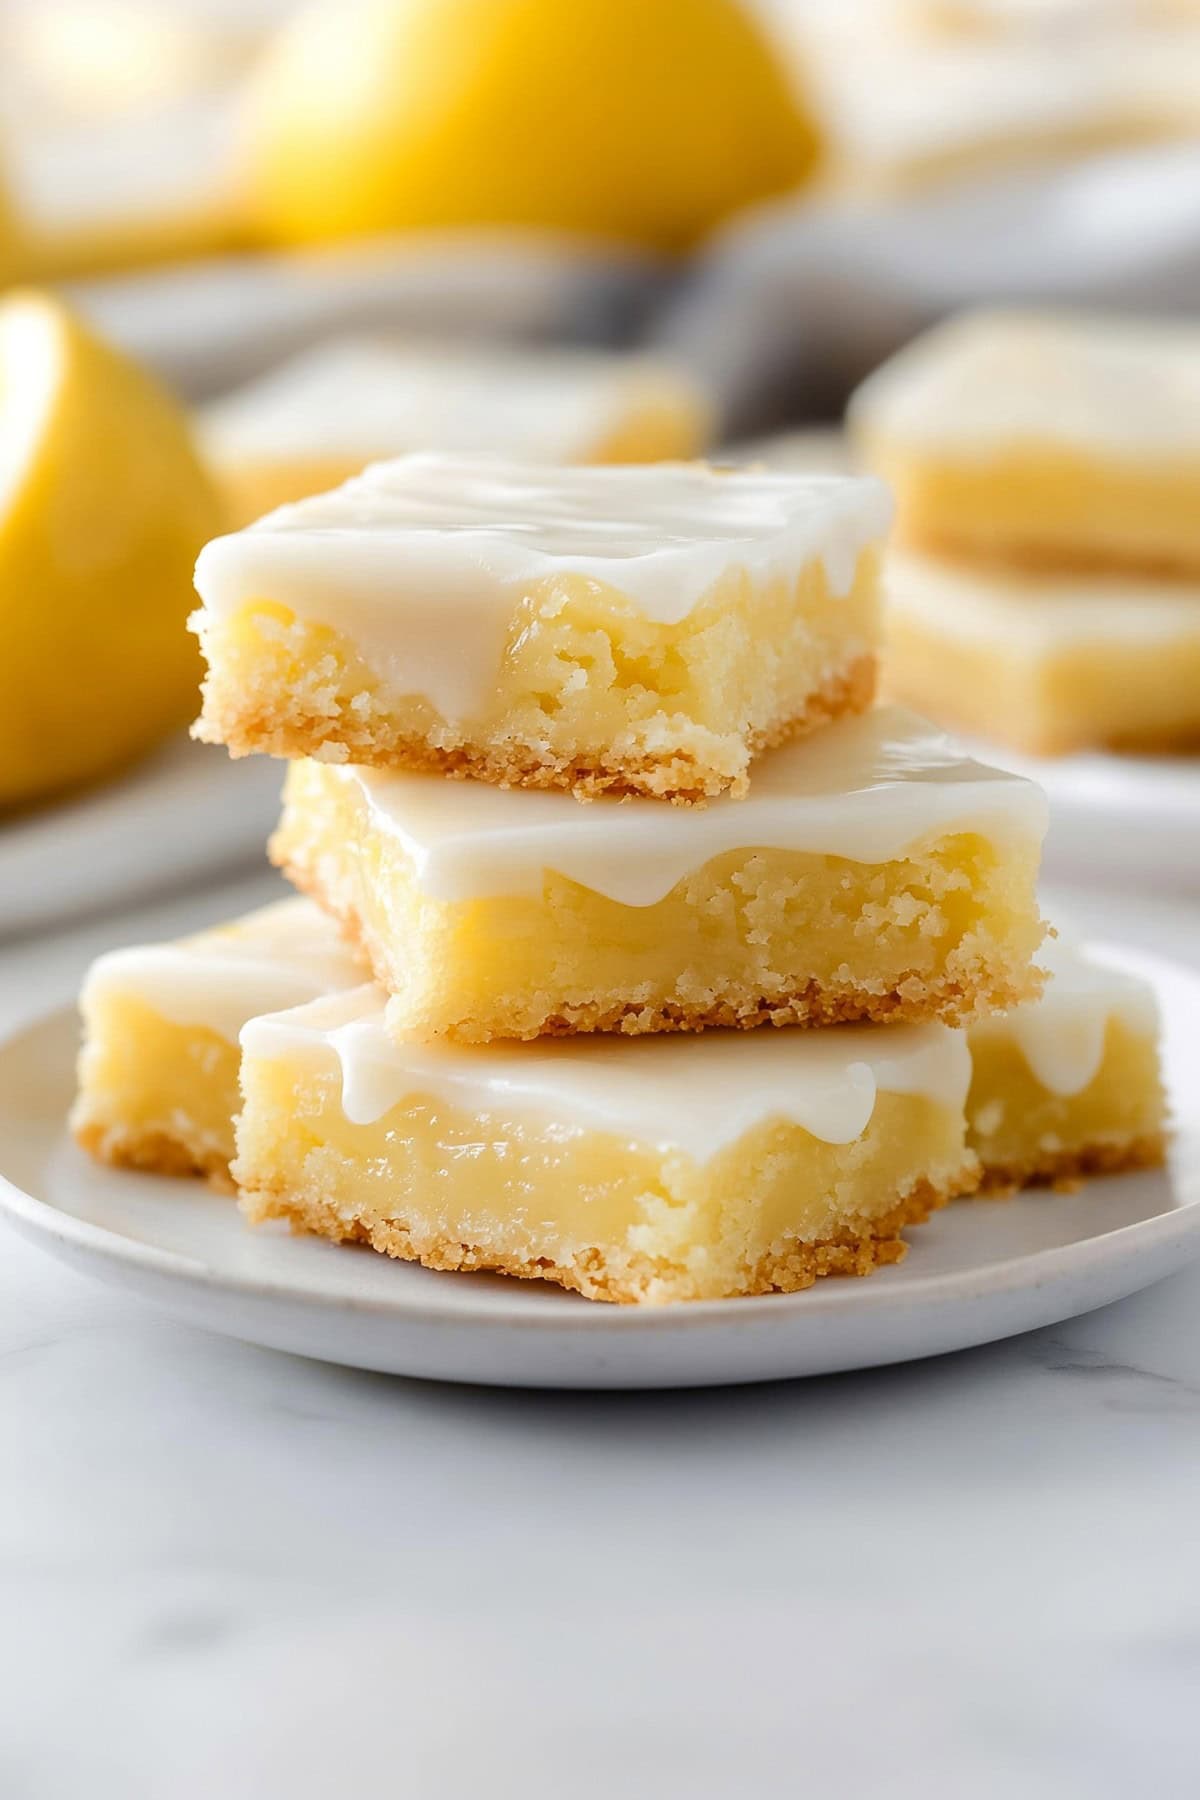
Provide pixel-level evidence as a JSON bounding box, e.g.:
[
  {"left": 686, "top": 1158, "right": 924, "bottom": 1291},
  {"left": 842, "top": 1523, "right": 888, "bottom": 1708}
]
[
  {"left": 324, "top": 705, "right": 1047, "bottom": 906},
  {"left": 241, "top": 984, "right": 972, "bottom": 1160},
  {"left": 81, "top": 898, "right": 364, "bottom": 1043},
  {"left": 192, "top": 454, "right": 891, "bottom": 721},
  {"left": 971, "top": 940, "right": 1159, "bottom": 1097}
]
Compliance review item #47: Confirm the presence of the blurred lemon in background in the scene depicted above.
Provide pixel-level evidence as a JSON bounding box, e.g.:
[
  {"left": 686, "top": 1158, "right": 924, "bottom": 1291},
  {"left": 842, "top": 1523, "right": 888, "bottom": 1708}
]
[
  {"left": 0, "top": 292, "right": 223, "bottom": 809},
  {"left": 0, "top": 172, "right": 26, "bottom": 286},
  {"left": 243, "top": 0, "right": 819, "bottom": 254}
]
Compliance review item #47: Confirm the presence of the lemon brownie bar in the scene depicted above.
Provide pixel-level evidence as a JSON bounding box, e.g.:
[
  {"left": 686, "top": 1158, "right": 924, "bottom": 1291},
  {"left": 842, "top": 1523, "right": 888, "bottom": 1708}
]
[
  {"left": 235, "top": 988, "right": 977, "bottom": 1304},
  {"left": 968, "top": 941, "right": 1166, "bottom": 1192},
  {"left": 851, "top": 310, "right": 1200, "bottom": 574},
  {"left": 271, "top": 706, "right": 1049, "bottom": 1043},
  {"left": 191, "top": 455, "right": 889, "bottom": 802},
  {"left": 199, "top": 340, "right": 713, "bottom": 527},
  {"left": 884, "top": 550, "right": 1200, "bottom": 754},
  {"left": 72, "top": 898, "right": 363, "bottom": 1181}
]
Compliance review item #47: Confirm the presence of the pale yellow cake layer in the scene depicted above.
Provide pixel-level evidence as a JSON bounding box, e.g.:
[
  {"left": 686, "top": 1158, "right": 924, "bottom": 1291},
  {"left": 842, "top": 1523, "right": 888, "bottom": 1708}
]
[
  {"left": 72, "top": 995, "right": 241, "bottom": 1181},
  {"left": 195, "top": 556, "right": 879, "bottom": 804},
  {"left": 884, "top": 555, "right": 1200, "bottom": 754},
  {"left": 192, "top": 458, "right": 890, "bottom": 802},
  {"left": 967, "top": 1017, "right": 1167, "bottom": 1191},
  {"left": 235, "top": 1057, "right": 972, "bottom": 1306},
  {"left": 70, "top": 897, "right": 365, "bottom": 1182},
  {"left": 271, "top": 755, "right": 1046, "bottom": 1042},
  {"left": 866, "top": 439, "right": 1200, "bottom": 576},
  {"left": 851, "top": 312, "right": 1200, "bottom": 575}
]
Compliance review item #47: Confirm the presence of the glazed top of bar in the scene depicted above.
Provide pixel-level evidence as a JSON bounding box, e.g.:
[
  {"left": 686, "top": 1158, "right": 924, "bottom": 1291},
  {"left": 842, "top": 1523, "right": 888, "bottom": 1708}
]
[
  {"left": 970, "top": 939, "right": 1160, "bottom": 1098},
  {"left": 850, "top": 309, "right": 1200, "bottom": 459},
  {"left": 241, "top": 984, "right": 972, "bottom": 1156},
  {"left": 199, "top": 340, "right": 706, "bottom": 465},
  {"left": 81, "top": 898, "right": 363, "bottom": 1041},
  {"left": 328, "top": 705, "right": 1049, "bottom": 905},
  {"left": 193, "top": 453, "right": 892, "bottom": 625}
]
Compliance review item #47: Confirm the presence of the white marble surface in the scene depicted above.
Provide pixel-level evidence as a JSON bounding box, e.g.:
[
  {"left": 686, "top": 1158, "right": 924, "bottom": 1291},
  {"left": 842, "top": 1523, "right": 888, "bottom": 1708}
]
[{"left": 2, "top": 870, "right": 1200, "bottom": 1799}]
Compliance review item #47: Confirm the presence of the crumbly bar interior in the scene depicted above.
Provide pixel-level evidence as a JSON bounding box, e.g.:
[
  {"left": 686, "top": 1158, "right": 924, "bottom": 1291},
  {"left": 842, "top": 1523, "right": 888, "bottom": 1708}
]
[
  {"left": 272, "top": 757, "right": 1047, "bottom": 1044},
  {"left": 71, "top": 996, "right": 241, "bottom": 1183},
  {"left": 234, "top": 1053, "right": 977, "bottom": 1305},
  {"left": 967, "top": 1016, "right": 1167, "bottom": 1194},
  {"left": 193, "top": 554, "right": 880, "bottom": 803},
  {"left": 866, "top": 439, "right": 1200, "bottom": 577}
]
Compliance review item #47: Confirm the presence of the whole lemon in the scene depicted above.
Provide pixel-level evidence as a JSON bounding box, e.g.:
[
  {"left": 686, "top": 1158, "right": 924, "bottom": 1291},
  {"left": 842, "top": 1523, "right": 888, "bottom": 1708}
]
[
  {"left": 0, "top": 292, "right": 224, "bottom": 809},
  {"left": 244, "top": 0, "right": 818, "bottom": 254}
]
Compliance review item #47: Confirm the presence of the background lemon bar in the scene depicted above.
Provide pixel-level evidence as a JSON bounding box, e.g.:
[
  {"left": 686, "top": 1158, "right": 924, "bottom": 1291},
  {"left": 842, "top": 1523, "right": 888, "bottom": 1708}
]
[
  {"left": 235, "top": 988, "right": 977, "bottom": 1305},
  {"left": 199, "top": 339, "right": 714, "bottom": 527},
  {"left": 191, "top": 455, "right": 889, "bottom": 803},
  {"left": 271, "top": 706, "right": 1049, "bottom": 1043},
  {"left": 968, "top": 942, "right": 1167, "bottom": 1192},
  {"left": 850, "top": 310, "right": 1200, "bottom": 574},
  {"left": 884, "top": 551, "right": 1200, "bottom": 753},
  {"left": 72, "top": 899, "right": 363, "bottom": 1182}
]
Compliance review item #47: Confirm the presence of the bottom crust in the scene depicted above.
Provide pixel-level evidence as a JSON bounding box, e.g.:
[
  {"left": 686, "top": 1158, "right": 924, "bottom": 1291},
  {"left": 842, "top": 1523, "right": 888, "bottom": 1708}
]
[
  {"left": 200, "top": 654, "right": 876, "bottom": 805},
  {"left": 975, "top": 1132, "right": 1167, "bottom": 1198},
  {"left": 238, "top": 1174, "right": 964, "bottom": 1306},
  {"left": 72, "top": 1117, "right": 234, "bottom": 1191}
]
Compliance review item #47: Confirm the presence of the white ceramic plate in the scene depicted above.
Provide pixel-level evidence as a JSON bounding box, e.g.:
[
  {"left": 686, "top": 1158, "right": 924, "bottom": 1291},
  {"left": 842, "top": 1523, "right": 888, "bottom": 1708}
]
[
  {"left": 1, "top": 945, "right": 1196, "bottom": 1390},
  {"left": 961, "top": 739, "right": 1200, "bottom": 897},
  {"left": 0, "top": 736, "right": 283, "bottom": 939}
]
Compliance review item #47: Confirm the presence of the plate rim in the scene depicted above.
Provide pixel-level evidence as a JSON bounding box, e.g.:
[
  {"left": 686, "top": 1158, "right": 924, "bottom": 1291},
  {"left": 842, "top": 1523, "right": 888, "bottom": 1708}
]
[{"left": 2, "top": 938, "right": 1197, "bottom": 1340}]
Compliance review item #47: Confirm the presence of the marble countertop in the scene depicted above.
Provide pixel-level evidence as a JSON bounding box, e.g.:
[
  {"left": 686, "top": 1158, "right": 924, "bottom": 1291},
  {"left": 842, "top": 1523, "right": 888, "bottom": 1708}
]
[{"left": 2, "top": 870, "right": 1199, "bottom": 1800}]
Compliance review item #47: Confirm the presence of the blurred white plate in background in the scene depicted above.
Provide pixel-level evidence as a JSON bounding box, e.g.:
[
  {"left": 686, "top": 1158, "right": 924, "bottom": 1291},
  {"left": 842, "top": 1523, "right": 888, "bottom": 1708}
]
[
  {"left": 1, "top": 946, "right": 1196, "bottom": 1390},
  {"left": 0, "top": 735, "right": 282, "bottom": 938}
]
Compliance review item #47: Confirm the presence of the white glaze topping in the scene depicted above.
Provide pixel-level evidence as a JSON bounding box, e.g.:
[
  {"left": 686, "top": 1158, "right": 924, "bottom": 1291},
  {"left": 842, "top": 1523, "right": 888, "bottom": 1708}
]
[
  {"left": 851, "top": 310, "right": 1200, "bottom": 461},
  {"left": 199, "top": 339, "right": 706, "bottom": 465},
  {"left": 192, "top": 455, "right": 891, "bottom": 720},
  {"left": 241, "top": 985, "right": 972, "bottom": 1158},
  {"left": 81, "top": 898, "right": 363, "bottom": 1043},
  {"left": 327, "top": 705, "right": 1047, "bottom": 906},
  {"left": 971, "top": 940, "right": 1159, "bottom": 1097},
  {"left": 887, "top": 551, "right": 1200, "bottom": 649}
]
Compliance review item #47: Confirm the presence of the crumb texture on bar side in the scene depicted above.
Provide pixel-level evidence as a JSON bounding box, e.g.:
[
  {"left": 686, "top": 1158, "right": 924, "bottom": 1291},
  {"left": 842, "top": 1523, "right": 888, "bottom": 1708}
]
[
  {"left": 191, "top": 454, "right": 890, "bottom": 801},
  {"left": 234, "top": 985, "right": 978, "bottom": 1304},
  {"left": 270, "top": 705, "right": 1049, "bottom": 1042}
]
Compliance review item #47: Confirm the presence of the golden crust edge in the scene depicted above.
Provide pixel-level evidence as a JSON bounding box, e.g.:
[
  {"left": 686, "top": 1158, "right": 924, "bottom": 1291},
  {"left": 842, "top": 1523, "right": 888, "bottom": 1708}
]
[
  {"left": 72, "top": 1116, "right": 235, "bottom": 1192},
  {"left": 235, "top": 1171, "right": 973, "bottom": 1305},
  {"left": 974, "top": 1131, "right": 1168, "bottom": 1198},
  {"left": 195, "top": 654, "right": 877, "bottom": 804}
]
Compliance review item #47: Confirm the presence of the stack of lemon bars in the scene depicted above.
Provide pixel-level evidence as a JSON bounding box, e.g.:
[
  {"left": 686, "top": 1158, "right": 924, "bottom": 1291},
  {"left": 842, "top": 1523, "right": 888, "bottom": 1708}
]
[{"left": 72, "top": 455, "right": 1168, "bottom": 1304}]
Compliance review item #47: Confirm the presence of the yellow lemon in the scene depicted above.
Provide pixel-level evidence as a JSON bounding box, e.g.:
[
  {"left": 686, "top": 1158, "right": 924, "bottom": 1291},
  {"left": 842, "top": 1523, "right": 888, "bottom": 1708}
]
[
  {"left": 244, "top": 0, "right": 818, "bottom": 254},
  {"left": 0, "top": 292, "right": 224, "bottom": 809},
  {"left": 0, "top": 172, "right": 27, "bottom": 287}
]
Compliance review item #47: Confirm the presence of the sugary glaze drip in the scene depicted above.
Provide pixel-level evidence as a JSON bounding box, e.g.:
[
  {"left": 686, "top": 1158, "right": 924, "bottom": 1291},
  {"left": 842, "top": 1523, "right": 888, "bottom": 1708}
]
[
  {"left": 194, "top": 453, "right": 891, "bottom": 620},
  {"left": 81, "top": 898, "right": 363, "bottom": 1041},
  {"left": 240, "top": 985, "right": 972, "bottom": 1159},
  {"left": 971, "top": 940, "right": 1159, "bottom": 1097},
  {"left": 332, "top": 704, "right": 1048, "bottom": 904}
]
